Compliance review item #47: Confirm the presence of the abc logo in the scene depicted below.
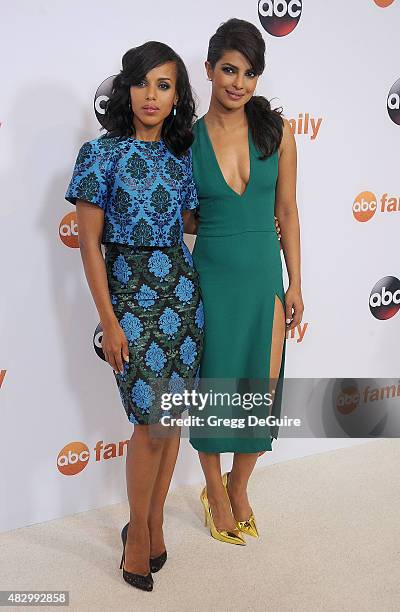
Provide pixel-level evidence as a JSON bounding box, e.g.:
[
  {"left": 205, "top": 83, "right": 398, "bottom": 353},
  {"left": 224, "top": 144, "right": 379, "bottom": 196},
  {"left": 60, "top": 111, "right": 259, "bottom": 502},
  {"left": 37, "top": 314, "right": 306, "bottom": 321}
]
[
  {"left": 93, "top": 322, "right": 106, "bottom": 360},
  {"left": 387, "top": 77, "right": 400, "bottom": 125},
  {"left": 373, "top": 0, "right": 395, "bottom": 6},
  {"left": 57, "top": 441, "right": 90, "bottom": 475},
  {"left": 369, "top": 276, "right": 400, "bottom": 320},
  {"left": 258, "top": 0, "right": 302, "bottom": 36},
  {"left": 59, "top": 212, "right": 79, "bottom": 248},
  {"left": 352, "top": 191, "right": 377, "bottom": 222},
  {"left": 336, "top": 383, "right": 360, "bottom": 415},
  {"left": 333, "top": 379, "right": 389, "bottom": 438},
  {"left": 94, "top": 75, "right": 117, "bottom": 127}
]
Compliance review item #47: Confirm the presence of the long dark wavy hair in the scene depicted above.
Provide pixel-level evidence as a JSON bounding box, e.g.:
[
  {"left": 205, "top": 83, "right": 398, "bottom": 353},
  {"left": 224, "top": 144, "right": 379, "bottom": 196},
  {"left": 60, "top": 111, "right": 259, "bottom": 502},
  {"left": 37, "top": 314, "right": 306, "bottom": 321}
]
[
  {"left": 102, "top": 41, "right": 196, "bottom": 156},
  {"left": 207, "top": 18, "right": 284, "bottom": 159}
]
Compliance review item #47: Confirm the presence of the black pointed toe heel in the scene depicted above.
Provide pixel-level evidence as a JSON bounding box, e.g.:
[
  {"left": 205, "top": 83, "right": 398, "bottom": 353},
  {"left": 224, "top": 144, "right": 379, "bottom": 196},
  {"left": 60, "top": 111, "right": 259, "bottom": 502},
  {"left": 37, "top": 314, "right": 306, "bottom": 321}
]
[
  {"left": 150, "top": 550, "right": 167, "bottom": 573},
  {"left": 120, "top": 523, "right": 153, "bottom": 591},
  {"left": 123, "top": 521, "right": 167, "bottom": 573}
]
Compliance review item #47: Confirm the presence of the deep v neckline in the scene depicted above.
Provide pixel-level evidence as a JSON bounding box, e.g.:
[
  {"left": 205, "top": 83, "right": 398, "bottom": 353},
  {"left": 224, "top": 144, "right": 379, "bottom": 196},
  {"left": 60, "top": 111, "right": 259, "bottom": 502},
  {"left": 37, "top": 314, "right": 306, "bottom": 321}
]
[{"left": 201, "top": 116, "right": 252, "bottom": 199}]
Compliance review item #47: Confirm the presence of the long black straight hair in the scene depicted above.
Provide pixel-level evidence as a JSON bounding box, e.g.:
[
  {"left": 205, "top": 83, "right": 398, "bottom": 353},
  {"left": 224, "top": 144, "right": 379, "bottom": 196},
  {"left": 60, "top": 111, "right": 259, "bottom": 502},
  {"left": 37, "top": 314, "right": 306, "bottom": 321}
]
[
  {"left": 207, "top": 18, "right": 284, "bottom": 159},
  {"left": 102, "top": 41, "right": 196, "bottom": 156}
]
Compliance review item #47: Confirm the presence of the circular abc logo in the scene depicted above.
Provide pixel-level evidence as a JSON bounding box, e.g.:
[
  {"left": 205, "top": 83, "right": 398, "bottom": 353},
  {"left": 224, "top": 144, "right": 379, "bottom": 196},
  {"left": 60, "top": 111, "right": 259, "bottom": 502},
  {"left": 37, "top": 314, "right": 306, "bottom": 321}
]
[
  {"left": 93, "top": 322, "right": 106, "bottom": 360},
  {"left": 373, "top": 0, "right": 395, "bottom": 7},
  {"left": 57, "top": 441, "right": 90, "bottom": 475},
  {"left": 335, "top": 381, "right": 360, "bottom": 415},
  {"left": 369, "top": 276, "right": 400, "bottom": 320},
  {"left": 333, "top": 379, "right": 389, "bottom": 438},
  {"left": 59, "top": 212, "right": 79, "bottom": 248},
  {"left": 352, "top": 191, "right": 377, "bottom": 222},
  {"left": 258, "top": 0, "right": 302, "bottom": 36},
  {"left": 387, "top": 77, "right": 400, "bottom": 125},
  {"left": 94, "top": 75, "right": 117, "bottom": 127}
]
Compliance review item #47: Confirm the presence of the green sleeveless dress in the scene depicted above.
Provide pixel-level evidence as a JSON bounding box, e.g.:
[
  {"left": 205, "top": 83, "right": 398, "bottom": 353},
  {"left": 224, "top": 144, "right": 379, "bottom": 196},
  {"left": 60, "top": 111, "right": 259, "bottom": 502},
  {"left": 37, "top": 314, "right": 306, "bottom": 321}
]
[{"left": 188, "top": 116, "right": 286, "bottom": 453}]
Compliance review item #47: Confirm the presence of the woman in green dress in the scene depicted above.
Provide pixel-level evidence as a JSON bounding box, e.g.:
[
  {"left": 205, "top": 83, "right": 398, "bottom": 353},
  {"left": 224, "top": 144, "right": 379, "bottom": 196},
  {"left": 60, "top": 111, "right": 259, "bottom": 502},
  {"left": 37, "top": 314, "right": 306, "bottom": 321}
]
[{"left": 184, "top": 19, "right": 304, "bottom": 544}]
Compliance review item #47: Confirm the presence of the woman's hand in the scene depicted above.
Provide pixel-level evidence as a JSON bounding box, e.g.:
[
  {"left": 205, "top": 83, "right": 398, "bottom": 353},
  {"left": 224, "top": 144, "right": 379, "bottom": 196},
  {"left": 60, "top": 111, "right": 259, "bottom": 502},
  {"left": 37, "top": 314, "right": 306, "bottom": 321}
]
[
  {"left": 274, "top": 215, "right": 281, "bottom": 240},
  {"left": 101, "top": 319, "right": 129, "bottom": 374},
  {"left": 284, "top": 285, "right": 304, "bottom": 331}
]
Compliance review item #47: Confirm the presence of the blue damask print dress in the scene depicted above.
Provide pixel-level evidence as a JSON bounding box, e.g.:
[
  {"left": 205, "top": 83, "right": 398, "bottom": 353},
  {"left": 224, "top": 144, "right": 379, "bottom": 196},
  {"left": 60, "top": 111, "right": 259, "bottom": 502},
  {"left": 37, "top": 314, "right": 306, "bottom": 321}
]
[{"left": 65, "top": 135, "right": 204, "bottom": 425}]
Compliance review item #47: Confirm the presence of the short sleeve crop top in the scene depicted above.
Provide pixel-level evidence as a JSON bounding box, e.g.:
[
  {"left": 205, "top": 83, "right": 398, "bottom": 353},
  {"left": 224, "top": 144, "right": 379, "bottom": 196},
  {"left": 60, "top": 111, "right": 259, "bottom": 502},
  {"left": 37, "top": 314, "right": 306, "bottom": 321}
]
[{"left": 65, "top": 135, "right": 199, "bottom": 246}]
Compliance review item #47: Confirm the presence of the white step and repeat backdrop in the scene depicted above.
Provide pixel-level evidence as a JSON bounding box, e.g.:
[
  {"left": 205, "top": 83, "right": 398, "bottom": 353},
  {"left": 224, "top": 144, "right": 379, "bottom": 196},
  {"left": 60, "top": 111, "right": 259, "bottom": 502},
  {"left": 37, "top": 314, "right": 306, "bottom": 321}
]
[{"left": 1, "top": 0, "right": 399, "bottom": 531}]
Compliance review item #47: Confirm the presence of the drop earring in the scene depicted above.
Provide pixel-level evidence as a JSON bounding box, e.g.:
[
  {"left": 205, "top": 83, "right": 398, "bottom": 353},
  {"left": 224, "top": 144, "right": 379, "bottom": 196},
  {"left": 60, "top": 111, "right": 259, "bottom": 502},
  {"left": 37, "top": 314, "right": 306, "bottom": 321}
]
[{"left": 173, "top": 105, "right": 177, "bottom": 117}]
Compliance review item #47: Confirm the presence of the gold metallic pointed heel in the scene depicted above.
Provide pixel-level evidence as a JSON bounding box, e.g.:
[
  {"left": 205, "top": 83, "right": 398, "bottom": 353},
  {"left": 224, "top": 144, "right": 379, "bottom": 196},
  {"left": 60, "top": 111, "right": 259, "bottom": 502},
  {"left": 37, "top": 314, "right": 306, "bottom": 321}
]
[
  {"left": 222, "top": 472, "right": 260, "bottom": 538},
  {"left": 200, "top": 486, "right": 246, "bottom": 546},
  {"left": 236, "top": 514, "right": 259, "bottom": 538}
]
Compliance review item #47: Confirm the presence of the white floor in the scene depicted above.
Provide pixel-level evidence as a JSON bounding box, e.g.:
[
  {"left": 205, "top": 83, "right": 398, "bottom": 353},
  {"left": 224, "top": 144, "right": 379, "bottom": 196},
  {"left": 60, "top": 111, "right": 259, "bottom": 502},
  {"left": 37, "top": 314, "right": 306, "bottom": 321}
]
[{"left": 2, "top": 439, "right": 399, "bottom": 612}]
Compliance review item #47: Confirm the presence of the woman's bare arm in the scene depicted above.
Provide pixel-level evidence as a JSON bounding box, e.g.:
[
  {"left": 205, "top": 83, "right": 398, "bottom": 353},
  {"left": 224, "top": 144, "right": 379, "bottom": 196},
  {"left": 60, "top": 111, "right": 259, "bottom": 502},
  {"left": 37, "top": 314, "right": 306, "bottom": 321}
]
[
  {"left": 275, "top": 118, "right": 304, "bottom": 329},
  {"left": 75, "top": 200, "right": 128, "bottom": 373}
]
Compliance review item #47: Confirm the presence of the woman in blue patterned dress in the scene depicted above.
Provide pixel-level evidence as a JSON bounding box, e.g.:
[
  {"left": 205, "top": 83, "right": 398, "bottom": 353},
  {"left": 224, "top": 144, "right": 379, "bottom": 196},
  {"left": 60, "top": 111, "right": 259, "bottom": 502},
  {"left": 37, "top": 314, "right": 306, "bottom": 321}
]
[{"left": 65, "top": 42, "right": 203, "bottom": 591}]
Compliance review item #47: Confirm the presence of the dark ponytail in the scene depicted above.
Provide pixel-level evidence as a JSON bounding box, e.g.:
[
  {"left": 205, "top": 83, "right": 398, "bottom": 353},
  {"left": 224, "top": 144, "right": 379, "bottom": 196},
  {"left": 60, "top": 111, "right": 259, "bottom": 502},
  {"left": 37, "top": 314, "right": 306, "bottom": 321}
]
[
  {"left": 245, "top": 96, "right": 284, "bottom": 159},
  {"left": 207, "top": 18, "right": 284, "bottom": 160}
]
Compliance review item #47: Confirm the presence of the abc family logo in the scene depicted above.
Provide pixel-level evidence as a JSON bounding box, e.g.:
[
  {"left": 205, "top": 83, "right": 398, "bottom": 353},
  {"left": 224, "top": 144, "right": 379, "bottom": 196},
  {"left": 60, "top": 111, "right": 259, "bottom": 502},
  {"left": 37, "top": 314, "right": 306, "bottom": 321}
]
[
  {"left": 57, "top": 440, "right": 129, "bottom": 475},
  {"left": 258, "top": 0, "right": 302, "bottom": 36},
  {"left": 353, "top": 191, "right": 400, "bottom": 222},
  {"left": 369, "top": 276, "right": 400, "bottom": 320},
  {"left": 336, "top": 379, "right": 400, "bottom": 416}
]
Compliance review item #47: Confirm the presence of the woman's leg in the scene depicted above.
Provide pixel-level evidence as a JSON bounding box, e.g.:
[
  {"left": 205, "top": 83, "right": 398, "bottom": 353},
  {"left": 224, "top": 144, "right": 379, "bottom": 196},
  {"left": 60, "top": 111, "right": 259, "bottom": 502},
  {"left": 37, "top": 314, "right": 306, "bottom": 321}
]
[
  {"left": 124, "top": 424, "right": 168, "bottom": 574},
  {"left": 258, "top": 294, "right": 286, "bottom": 457},
  {"left": 148, "top": 425, "right": 181, "bottom": 558},
  {"left": 198, "top": 451, "right": 237, "bottom": 531},
  {"left": 226, "top": 453, "right": 258, "bottom": 521},
  {"left": 228, "top": 295, "right": 286, "bottom": 517}
]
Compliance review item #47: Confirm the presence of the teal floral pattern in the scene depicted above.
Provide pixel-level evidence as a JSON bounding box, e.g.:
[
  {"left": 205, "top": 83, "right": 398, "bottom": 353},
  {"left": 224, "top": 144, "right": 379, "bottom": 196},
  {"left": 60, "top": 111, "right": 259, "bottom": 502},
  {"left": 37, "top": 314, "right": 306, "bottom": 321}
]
[
  {"left": 105, "top": 243, "right": 203, "bottom": 425},
  {"left": 158, "top": 307, "right": 181, "bottom": 338},
  {"left": 65, "top": 136, "right": 199, "bottom": 246},
  {"left": 112, "top": 254, "right": 132, "bottom": 285},
  {"left": 148, "top": 250, "right": 172, "bottom": 280}
]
